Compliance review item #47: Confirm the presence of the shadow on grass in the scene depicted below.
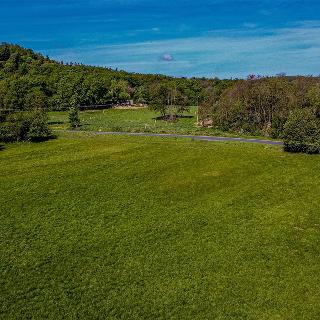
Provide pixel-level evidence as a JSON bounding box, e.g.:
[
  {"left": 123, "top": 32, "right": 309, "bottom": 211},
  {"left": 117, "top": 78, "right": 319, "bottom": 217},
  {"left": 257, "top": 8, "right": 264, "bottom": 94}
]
[
  {"left": 29, "top": 133, "right": 57, "bottom": 143},
  {"left": 152, "top": 114, "right": 194, "bottom": 121},
  {"left": 48, "top": 120, "right": 65, "bottom": 125}
]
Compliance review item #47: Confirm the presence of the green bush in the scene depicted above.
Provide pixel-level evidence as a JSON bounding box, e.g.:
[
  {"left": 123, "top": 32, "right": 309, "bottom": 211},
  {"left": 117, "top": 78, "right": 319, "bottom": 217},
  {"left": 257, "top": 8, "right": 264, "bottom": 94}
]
[
  {"left": 0, "top": 109, "right": 52, "bottom": 142},
  {"left": 68, "top": 107, "right": 80, "bottom": 128},
  {"left": 283, "top": 109, "right": 320, "bottom": 154}
]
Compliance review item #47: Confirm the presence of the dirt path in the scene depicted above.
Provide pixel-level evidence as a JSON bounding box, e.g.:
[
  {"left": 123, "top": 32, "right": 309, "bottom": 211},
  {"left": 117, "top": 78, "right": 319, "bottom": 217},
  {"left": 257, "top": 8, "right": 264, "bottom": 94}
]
[{"left": 65, "top": 130, "right": 283, "bottom": 146}]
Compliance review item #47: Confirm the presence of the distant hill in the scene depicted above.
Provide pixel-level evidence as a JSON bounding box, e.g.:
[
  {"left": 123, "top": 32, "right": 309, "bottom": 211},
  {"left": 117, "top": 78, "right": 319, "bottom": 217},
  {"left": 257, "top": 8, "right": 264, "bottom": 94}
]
[{"left": 0, "top": 43, "right": 232, "bottom": 111}]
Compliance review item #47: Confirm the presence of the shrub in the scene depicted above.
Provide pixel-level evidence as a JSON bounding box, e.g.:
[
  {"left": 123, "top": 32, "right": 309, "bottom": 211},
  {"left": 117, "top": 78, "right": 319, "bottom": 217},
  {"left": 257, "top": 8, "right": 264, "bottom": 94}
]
[
  {"left": 283, "top": 109, "right": 320, "bottom": 154},
  {"left": 26, "top": 111, "right": 52, "bottom": 141},
  {"left": 68, "top": 107, "right": 80, "bottom": 128},
  {"left": 0, "top": 109, "right": 52, "bottom": 142}
]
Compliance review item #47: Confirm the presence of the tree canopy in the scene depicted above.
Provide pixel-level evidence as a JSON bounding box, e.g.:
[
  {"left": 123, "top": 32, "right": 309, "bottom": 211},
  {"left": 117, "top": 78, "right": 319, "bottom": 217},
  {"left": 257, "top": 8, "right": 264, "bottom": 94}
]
[
  {"left": 199, "top": 76, "right": 320, "bottom": 139},
  {"left": 0, "top": 43, "right": 232, "bottom": 113}
]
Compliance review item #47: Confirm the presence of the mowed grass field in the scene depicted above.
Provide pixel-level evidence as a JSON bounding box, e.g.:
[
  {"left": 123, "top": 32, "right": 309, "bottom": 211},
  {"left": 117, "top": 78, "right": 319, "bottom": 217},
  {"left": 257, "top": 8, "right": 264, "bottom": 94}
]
[
  {"left": 1, "top": 132, "right": 320, "bottom": 319},
  {"left": 49, "top": 107, "right": 201, "bottom": 134},
  {"left": 49, "top": 107, "right": 249, "bottom": 138}
]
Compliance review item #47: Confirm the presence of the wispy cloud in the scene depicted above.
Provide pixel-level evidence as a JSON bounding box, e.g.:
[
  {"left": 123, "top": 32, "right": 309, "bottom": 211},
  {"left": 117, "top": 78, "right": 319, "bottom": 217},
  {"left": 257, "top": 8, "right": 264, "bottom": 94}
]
[{"left": 243, "top": 23, "right": 258, "bottom": 29}]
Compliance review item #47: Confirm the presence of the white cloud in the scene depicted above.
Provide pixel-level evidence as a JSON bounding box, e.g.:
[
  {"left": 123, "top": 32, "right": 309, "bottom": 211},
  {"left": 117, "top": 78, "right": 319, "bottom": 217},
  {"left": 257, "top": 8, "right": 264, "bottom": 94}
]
[{"left": 161, "top": 53, "right": 173, "bottom": 61}]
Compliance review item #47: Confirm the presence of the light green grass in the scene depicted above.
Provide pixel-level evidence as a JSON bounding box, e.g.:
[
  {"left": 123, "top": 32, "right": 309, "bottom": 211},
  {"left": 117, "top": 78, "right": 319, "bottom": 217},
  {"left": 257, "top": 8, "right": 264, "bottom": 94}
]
[
  {"left": 49, "top": 107, "right": 197, "bottom": 132},
  {"left": 1, "top": 133, "right": 320, "bottom": 319},
  {"left": 49, "top": 107, "right": 270, "bottom": 139}
]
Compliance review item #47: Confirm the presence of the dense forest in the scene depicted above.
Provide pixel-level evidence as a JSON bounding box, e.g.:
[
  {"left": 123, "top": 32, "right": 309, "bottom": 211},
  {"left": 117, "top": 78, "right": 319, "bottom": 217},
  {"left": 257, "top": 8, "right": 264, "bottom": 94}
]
[
  {"left": 199, "top": 75, "right": 320, "bottom": 137},
  {"left": 0, "top": 43, "right": 232, "bottom": 113},
  {"left": 199, "top": 75, "right": 320, "bottom": 153}
]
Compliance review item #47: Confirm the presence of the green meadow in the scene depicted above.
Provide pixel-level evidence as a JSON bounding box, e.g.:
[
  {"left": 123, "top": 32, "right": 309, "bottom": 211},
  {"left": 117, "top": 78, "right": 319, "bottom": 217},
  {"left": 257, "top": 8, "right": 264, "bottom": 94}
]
[
  {"left": 49, "top": 107, "right": 196, "bottom": 132},
  {"left": 48, "top": 107, "right": 279, "bottom": 141},
  {"left": 48, "top": 107, "right": 237, "bottom": 137},
  {"left": 1, "top": 132, "right": 320, "bottom": 319}
]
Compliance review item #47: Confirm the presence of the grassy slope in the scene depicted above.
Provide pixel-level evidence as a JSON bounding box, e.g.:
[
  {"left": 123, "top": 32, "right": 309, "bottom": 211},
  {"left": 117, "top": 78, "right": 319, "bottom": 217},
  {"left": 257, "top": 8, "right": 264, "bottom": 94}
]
[
  {"left": 49, "top": 107, "right": 264, "bottom": 138},
  {"left": 0, "top": 133, "right": 320, "bottom": 319}
]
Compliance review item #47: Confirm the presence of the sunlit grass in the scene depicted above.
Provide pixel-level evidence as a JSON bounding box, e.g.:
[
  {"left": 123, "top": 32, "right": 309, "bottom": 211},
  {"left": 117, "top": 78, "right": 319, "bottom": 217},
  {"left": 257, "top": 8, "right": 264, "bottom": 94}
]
[
  {"left": 1, "top": 132, "right": 319, "bottom": 319},
  {"left": 48, "top": 107, "right": 250, "bottom": 138}
]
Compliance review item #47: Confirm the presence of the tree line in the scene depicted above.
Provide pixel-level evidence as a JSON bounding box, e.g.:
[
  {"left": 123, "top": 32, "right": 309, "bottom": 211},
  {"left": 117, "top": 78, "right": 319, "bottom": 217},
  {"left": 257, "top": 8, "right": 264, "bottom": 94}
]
[
  {"left": 0, "top": 43, "right": 231, "bottom": 112},
  {"left": 199, "top": 75, "right": 320, "bottom": 153}
]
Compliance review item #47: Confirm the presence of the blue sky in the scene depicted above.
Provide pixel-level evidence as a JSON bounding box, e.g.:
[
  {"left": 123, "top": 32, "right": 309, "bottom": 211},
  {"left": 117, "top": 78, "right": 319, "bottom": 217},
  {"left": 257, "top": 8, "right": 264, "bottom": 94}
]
[{"left": 1, "top": 0, "right": 320, "bottom": 78}]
